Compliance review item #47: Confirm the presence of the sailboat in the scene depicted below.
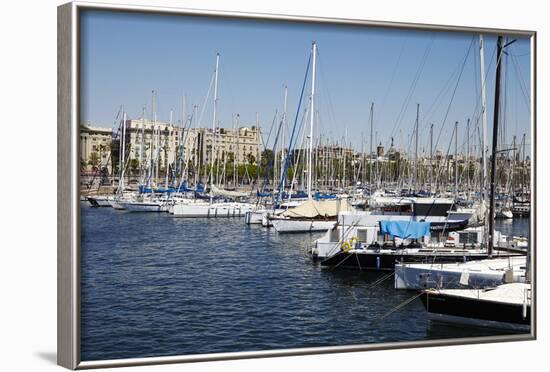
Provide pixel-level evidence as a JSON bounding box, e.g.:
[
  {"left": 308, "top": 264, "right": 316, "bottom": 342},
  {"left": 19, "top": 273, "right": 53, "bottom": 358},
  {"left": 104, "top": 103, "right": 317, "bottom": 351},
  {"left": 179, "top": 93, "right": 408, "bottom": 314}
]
[
  {"left": 171, "top": 53, "right": 254, "bottom": 218},
  {"left": 268, "top": 41, "right": 355, "bottom": 233},
  {"left": 394, "top": 255, "right": 527, "bottom": 290},
  {"left": 420, "top": 36, "right": 532, "bottom": 331},
  {"left": 421, "top": 283, "right": 530, "bottom": 330}
]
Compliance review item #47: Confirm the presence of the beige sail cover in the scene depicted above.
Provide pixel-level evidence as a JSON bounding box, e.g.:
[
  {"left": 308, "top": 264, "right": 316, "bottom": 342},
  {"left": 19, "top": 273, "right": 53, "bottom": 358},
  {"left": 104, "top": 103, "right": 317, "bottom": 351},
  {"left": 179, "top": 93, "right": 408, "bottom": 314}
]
[
  {"left": 210, "top": 184, "right": 249, "bottom": 198},
  {"left": 280, "top": 199, "right": 353, "bottom": 218}
]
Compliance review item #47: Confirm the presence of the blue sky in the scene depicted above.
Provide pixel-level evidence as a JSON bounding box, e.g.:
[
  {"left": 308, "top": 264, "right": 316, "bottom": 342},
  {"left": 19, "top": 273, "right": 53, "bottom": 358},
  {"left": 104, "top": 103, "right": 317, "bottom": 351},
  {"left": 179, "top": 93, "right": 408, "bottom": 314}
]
[{"left": 80, "top": 10, "right": 532, "bottom": 156}]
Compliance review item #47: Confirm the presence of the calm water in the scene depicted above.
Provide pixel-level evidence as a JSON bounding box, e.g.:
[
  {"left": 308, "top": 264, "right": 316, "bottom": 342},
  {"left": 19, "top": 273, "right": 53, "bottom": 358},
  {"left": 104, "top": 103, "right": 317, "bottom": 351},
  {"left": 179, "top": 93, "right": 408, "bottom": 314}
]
[{"left": 80, "top": 205, "right": 530, "bottom": 361}]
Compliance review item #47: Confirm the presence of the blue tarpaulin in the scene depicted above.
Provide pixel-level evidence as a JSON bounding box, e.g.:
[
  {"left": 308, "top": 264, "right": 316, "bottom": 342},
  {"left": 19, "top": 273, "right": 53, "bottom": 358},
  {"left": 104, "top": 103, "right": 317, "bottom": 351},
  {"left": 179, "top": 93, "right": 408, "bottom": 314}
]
[
  {"left": 379, "top": 220, "right": 431, "bottom": 239},
  {"left": 314, "top": 192, "right": 337, "bottom": 200}
]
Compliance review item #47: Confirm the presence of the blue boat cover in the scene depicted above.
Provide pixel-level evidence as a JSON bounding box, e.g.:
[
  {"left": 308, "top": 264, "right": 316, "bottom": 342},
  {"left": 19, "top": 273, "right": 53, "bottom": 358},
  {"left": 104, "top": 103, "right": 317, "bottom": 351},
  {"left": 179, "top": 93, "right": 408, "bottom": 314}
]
[
  {"left": 314, "top": 192, "right": 337, "bottom": 200},
  {"left": 195, "top": 183, "right": 205, "bottom": 193},
  {"left": 379, "top": 220, "right": 431, "bottom": 239}
]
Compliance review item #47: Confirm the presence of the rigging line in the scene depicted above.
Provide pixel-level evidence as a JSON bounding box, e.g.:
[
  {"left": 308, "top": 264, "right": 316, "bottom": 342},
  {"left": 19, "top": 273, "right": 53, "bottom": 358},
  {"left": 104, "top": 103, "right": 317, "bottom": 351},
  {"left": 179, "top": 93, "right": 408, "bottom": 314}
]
[
  {"left": 388, "top": 34, "right": 436, "bottom": 142},
  {"left": 423, "top": 40, "right": 496, "bottom": 161},
  {"left": 261, "top": 109, "right": 278, "bottom": 152},
  {"left": 421, "top": 38, "right": 484, "bottom": 137},
  {"left": 316, "top": 48, "right": 340, "bottom": 134},
  {"left": 196, "top": 73, "right": 216, "bottom": 129},
  {"left": 275, "top": 52, "right": 312, "bottom": 204},
  {"left": 510, "top": 54, "right": 531, "bottom": 112},
  {"left": 460, "top": 41, "right": 498, "bottom": 149},
  {"left": 418, "top": 51, "right": 466, "bottom": 135},
  {"left": 379, "top": 40, "right": 407, "bottom": 117},
  {"left": 259, "top": 110, "right": 281, "bottom": 194},
  {"left": 433, "top": 122, "right": 458, "bottom": 194},
  {"left": 432, "top": 36, "right": 475, "bottom": 153},
  {"left": 373, "top": 291, "right": 425, "bottom": 324}
]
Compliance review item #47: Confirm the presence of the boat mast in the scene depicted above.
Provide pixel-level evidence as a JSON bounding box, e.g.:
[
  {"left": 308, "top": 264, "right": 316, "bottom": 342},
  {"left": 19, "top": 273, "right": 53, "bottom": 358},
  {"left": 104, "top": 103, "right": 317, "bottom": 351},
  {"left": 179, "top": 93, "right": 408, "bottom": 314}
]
[
  {"left": 479, "top": 35, "right": 489, "bottom": 202},
  {"left": 120, "top": 109, "right": 127, "bottom": 194},
  {"left": 466, "top": 118, "right": 470, "bottom": 193},
  {"left": 180, "top": 95, "right": 186, "bottom": 182},
  {"left": 522, "top": 132, "right": 526, "bottom": 194},
  {"left": 232, "top": 114, "right": 237, "bottom": 187},
  {"left": 369, "top": 102, "right": 374, "bottom": 187},
  {"left": 488, "top": 36, "right": 504, "bottom": 257},
  {"left": 343, "top": 128, "right": 347, "bottom": 189},
  {"left": 413, "top": 103, "right": 419, "bottom": 194},
  {"left": 429, "top": 123, "right": 433, "bottom": 194},
  {"left": 282, "top": 85, "right": 288, "bottom": 191},
  {"left": 307, "top": 41, "right": 317, "bottom": 200},
  {"left": 166, "top": 109, "right": 173, "bottom": 190},
  {"left": 140, "top": 105, "right": 146, "bottom": 185},
  {"left": 151, "top": 90, "right": 156, "bottom": 187},
  {"left": 454, "top": 121, "right": 459, "bottom": 198},
  {"left": 235, "top": 114, "right": 240, "bottom": 187},
  {"left": 152, "top": 91, "right": 159, "bottom": 186},
  {"left": 210, "top": 53, "right": 219, "bottom": 204}
]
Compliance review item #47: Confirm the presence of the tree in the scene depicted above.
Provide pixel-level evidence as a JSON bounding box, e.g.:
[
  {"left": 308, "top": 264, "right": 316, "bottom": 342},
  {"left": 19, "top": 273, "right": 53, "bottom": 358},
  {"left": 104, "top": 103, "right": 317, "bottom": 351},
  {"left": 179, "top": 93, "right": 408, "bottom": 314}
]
[
  {"left": 260, "top": 149, "right": 274, "bottom": 170},
  {"left": 88, "top": 151, "right": 100, "bottom": 170},
  {"left": 247, "top": 153, "right": 256, "bottom": 165},
  {"left": 130, "top": 159, "right": 140, "bottom": 175}
]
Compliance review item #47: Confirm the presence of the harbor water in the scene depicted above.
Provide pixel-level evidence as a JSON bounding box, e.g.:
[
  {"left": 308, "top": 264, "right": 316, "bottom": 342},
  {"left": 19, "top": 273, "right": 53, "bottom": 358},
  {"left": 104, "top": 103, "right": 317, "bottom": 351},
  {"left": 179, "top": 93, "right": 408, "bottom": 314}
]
[{"left": 80, "top": 204, "right": 530, "bottom": 361}]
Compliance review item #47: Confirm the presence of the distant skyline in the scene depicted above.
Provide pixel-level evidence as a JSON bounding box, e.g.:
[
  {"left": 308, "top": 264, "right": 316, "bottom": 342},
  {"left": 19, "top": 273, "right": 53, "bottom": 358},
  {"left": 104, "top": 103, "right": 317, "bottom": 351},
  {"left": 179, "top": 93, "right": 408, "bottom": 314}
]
[{"left": 80, "top": 10, "right": 532, "bottom": 156}]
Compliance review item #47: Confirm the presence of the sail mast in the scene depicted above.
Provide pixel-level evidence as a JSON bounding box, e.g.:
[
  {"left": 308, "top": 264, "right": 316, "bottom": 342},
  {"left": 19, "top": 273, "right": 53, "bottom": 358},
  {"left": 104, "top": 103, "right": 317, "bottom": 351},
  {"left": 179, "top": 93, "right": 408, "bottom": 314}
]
[
  {"left": 120, "top": 109, "right": 126, "bottom": 193},
  {"left": 210, "top": 53, "right": 219, "bottom": 204},
  {"left": 413, "top": 104, "right": 419, "bottom": 194},
  {"left": 282, "top": 85, "right": 288, "bottom": 191},
  {"left": 369, "top": 102, "right": 374, "bottom": 187},
  {"left": 488, "top": 36, "right": 504, "bottom": 257},
  {"left": 307, "top": 41, "right": 317, "bottom": 199},
  {"left": 479, "top": 35, "right": 489, "bottom": 202},
  {"left": 454, "top": 121, "right": 459, "bottom": 198}
]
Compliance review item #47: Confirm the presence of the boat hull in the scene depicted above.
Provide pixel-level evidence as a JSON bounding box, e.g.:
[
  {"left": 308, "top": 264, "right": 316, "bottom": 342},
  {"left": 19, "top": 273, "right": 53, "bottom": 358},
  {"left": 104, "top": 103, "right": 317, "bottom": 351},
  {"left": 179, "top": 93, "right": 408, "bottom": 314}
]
[
  {"left": 421, "top": 290, "right": 530, "bottom": 330},
  {"left": 108, "top": 200, "right": 126, "bottom": 210},
  {"left": 394, "top": 257, "right": 526, "bottom": 290},
  {"left": 119, "top": 202, "right": 162, "bottom": 212},
  {"left": 271, "top": 219, "right": 335, "bottom": 233},
  {"left": 172, "top": 203, "right": 253, "bottom": 217},
  {"left": 87, "top": 196, "right": 112, "bottom": 208},
  {"left": 320, "top": 250, "right": 521, "bottom": 271},
  {"left": 245, "top": 210, "right": 266, "bottom": 224}
]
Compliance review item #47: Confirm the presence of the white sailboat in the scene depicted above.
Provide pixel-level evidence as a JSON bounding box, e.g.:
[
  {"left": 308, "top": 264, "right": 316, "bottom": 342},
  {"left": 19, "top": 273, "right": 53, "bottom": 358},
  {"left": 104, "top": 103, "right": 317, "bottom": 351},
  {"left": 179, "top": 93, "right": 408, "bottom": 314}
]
[
  {"left": 170, "top": 53, "right": 254, "bottom": 218},
  {"left": 268, "top": 41, "right": 352, "bottom": 233},
  {"left": 270, "top": 198, "right": 354, "bottom": 233},
  {"left": 394, "top": 256, "right": 527, "bottom": 290},
  {"left": 419, "top": 36, "right": 532, "bottom": 331}
]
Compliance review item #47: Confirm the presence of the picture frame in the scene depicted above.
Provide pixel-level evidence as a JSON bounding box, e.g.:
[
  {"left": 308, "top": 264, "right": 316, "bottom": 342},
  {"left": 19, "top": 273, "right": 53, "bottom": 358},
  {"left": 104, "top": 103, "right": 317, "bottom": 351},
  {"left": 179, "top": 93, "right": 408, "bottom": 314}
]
[{"left": 58, "top": 1, "right": 536, "bottom": 369}]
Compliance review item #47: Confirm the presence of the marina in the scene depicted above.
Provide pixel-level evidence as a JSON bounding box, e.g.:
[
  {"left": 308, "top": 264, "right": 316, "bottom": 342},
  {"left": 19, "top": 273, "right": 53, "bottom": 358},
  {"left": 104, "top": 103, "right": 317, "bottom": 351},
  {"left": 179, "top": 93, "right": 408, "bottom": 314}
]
[
  {"left": 80, "top": 204, "right": 529, "bottom": 361},
  {"left": 77, "top": 10, "right": 533, "bottom": 364}
]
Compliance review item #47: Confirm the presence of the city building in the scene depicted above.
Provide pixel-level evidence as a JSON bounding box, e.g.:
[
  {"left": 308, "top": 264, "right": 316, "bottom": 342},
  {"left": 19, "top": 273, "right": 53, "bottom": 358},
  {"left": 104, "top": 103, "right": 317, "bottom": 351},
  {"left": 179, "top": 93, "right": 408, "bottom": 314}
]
[
  {"left": 122, "top": 118, "right": 262, "bottom": 173},
  {"left": 187, "top": 126, "right": 262, "bottom": 167},
  {"left": 80, "top": 124, "right": 113, "bottom": 174}
]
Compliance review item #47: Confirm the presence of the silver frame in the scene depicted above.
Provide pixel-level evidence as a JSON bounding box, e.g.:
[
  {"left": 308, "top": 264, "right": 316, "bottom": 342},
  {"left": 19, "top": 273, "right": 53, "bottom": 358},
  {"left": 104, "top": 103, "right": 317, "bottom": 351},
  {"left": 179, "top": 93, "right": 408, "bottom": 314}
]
[{"left": 57, "top": 1, "right": 537, "bottom": 369}]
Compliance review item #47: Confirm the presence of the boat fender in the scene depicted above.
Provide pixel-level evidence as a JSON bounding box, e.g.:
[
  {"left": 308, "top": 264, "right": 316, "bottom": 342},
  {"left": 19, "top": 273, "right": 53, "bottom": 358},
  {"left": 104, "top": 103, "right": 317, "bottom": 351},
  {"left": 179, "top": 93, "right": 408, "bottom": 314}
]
[
  {"left": 341, "top": 237, "right": 358, "bottom": 252},
  {"left": 342, "top": 241, "right": 352, "bottom": 252}
]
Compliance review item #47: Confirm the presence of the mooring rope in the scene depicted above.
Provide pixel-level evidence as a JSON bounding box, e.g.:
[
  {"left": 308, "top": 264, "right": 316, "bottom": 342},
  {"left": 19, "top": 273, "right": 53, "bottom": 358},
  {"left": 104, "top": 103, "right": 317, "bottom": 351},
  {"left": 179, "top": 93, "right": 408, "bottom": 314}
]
[
  {"left": 329, "top": 252, "right": 355, "bottom": 271},
  {"left": 372, "top": 291, "right": 425, "bottom": 324},
  {"left": 366, "top": 271, "right": 395, "bottom": 290}
]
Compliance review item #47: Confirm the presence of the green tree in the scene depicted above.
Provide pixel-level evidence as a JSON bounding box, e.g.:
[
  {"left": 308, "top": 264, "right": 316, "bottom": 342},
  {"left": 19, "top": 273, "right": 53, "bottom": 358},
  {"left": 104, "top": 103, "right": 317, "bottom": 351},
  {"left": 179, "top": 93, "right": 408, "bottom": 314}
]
[
  {"left": 130, "top": 158, "right": 140, "bottom": 175},
  {"left": 88, "top": 151, "right": 100, "bottom": 170},
  {"left": 247, "top": 153, "right": 256, "bottom": 165}
]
